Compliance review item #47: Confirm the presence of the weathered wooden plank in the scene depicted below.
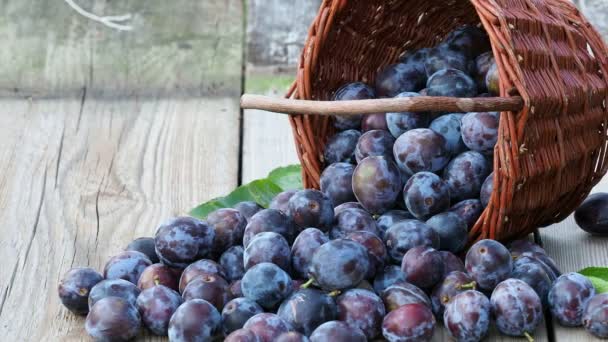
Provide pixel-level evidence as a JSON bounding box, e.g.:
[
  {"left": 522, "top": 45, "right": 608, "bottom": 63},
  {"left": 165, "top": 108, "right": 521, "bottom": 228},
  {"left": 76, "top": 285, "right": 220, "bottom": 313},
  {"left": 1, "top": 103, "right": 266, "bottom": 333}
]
[
  {"left": 247, "top": 0, "right": 321, "bottom": 66},
  {"left": 0, "top": 0, "right": 243, "bottom": 97},
  {"left": 540, "top": 176, "right": 608, "bottom": 341},
  {"left": 0, "top": 96, "right": 240, "bottom": 340},
  {"left": 242, "top": 69, "right": 299, "bottom": 183}
]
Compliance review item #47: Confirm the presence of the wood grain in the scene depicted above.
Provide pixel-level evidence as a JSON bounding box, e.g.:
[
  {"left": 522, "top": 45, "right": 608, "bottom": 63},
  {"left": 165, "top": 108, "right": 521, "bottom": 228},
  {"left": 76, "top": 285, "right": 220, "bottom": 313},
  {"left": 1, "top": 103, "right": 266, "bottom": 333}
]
[
  {"left": 0, "top": 97, "right": 240, "bottom": 340},
  {"left": 0, "top": 0, "right": 243, "bottom": 97}
]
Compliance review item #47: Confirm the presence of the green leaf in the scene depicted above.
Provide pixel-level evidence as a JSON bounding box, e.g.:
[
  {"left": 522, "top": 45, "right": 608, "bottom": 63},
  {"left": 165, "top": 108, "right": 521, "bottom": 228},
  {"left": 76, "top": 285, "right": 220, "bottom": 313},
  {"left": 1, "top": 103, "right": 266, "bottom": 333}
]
[
  {"left": 268, "top": 165, "right": 303, "bottom": 190},
  {"left": 578, "top": 267, "right": 608, "bottom": 293},
  {"left": 189, "top": 165, "right": 302, "bottom": 219}
]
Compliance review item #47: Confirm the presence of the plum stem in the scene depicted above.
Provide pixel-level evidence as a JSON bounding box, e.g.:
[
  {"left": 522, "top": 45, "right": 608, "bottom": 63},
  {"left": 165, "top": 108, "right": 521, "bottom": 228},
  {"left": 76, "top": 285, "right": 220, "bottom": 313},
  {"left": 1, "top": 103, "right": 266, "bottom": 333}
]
[
  {"left": 457, "top": 281, "right": 477, "bottom": 290},
  {"left": 328, "top": 290, "right": 341, "bottom": 297},
  {"left": 300, "top": 278, "right": 315, "bottom": 289},
  {"left": 524, "top": 332, "right": 534, "bottom": 342}
]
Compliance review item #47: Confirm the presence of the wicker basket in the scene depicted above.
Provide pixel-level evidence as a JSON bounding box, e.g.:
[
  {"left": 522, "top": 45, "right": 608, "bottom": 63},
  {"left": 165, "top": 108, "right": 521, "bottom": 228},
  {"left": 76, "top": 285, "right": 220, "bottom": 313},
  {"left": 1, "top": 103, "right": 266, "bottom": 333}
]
[{"left": 249, "top": 0, "right": 608, "bottom": 244}]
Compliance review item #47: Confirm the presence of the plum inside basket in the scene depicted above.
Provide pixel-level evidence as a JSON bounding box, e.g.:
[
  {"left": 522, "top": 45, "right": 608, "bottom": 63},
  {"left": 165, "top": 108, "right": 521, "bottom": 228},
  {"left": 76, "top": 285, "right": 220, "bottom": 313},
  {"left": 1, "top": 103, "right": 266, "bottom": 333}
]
[{"left": 241, "top": 0, "right": 608, "bottom": 245}]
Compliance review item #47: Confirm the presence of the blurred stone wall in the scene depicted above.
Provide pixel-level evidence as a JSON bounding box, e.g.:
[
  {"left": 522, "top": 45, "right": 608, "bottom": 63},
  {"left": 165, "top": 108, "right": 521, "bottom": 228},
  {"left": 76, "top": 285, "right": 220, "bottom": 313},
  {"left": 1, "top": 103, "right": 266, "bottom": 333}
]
[
  {"left": 246, "top": 0, "right": 607, "bottom": 67},
  {"left": 247, "top": 0, "right": 322, "bottom": 66},
  {"left": 574, "top": 0, "right": 608, "bottom": 38}
]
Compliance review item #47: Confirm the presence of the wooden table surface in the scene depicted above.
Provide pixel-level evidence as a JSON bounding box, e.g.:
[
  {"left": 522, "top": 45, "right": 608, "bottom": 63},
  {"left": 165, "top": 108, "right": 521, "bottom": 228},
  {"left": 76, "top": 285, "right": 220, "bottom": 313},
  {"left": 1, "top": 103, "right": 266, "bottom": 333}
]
[{"left": 0, "top": 0, "right": 606, "bottom": 341}]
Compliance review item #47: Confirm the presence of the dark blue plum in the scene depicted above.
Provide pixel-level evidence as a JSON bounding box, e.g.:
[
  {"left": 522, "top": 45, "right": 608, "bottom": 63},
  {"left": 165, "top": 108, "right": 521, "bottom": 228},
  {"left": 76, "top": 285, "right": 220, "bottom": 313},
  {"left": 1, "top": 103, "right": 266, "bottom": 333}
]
[
  {"left": 465, "top": 239, "right": 513, "bottom": 291},
  {"left": 491, "top": 279, "right": 543, "bottom": 338},
  {"left": 310, "top": 321, "right": 366, "bottom": 342},
  {"left": 430, "top": 113, "right": 466, "bottom": 155},
  {"left": 444, "top": 290, "right": 491, "bottom": 341},
  {"left": 88, "top": 279, "right": 141, "bottom": 309},
  {"left": 431, "top": 271, "right": 476, "bottom": 317},
  {"left": 440, "top": 251, "right": 466, "bottom": 276},
  {"left": 244, "top": 313, "right": 294, "bottom": 342},
  {"left": 222, "top": 297, "right": 264, "bottom": 335},
  {"left": 225, "top": 329, "right": 260, "bottom": 342},
  {"left": 509, "top": 240, "right": 546, "bottom": 258},
  {"left": 449, "top": 199, "right": 484, "bottom": 230},
  {"left": 399, "top": 48, "right": 430, "bottom": 75},
  {"left": 241, "top": 262, "right": 293, "bottom": 309},
  {"left": 486, "top": 61, "right": 500, "bottom": 95},
  {"left": 480, "top": 172, "right": 494, "bottom": 208},
  {"left": 443, "top": 151, "right": 491, "bottom": 202},
  {"left": 332, "top": 82, "right": 375, "bottom": 130},
  {"left": 234, "top": 201, "right": 264, "bottom": 222},
  {"left": 575, "top": 192, "right": 608, "bottom": 235},
  {"left": 154, "top": 216, "right": 215, "bottom": 268},
  {"left": 136, "top": 285, "right": 182, "bottom": 335},
  {"left": 179, "top": 259, "right": 227, "bottom": 293},
  {"left": 548, "top": 272, "right": 596, "bottom": 327},
  {"left": 427, "top": 68, "right": 477, "bottom": 98},
  {"left": 362, "top": 113, "right": 388, "bottom": 132},
  {"left": 229, "top": 280, "right": 244, "bottom": 299},
  {"left": 443, "top": 25, "right": 491, "bottom": 59},
  {"left": 269, "top": 190, "right": 297, "bottom": 213},
  {"left": 85, "top": 297, "right": 141, "bottom": 341},
  {"left": 346, "top": 231, "right": 387, "bottom": 279},
  {"left": 207, "top": 208, "right": 247, "bottom": 256},
  {"left": 352, "top": 156, "right": 402, "bottom": 215},
  {"left": 333, "top": 202, "right": 365, "bottom": 215},
  {"left": 244, "top": 232, "right": 291, "bottom": 272},
  {"left": 472, "top": 51, "right": 494, "bottom": 92},
  {"left": 373, "top": 265, "right": 406, "bottom": 294},
  {"left": 382, "top": 303, "right": 436, "bottom": 342},
  {"left": 104, "top": 250, "right": 152, "bottom": 285},
  {"left": 381, "top": 282, "right": 431, "bottom": 312},
  {"left": 383, "top": 220, "right": 439, "bottom": 264},
  {"left": 519, "top": 252, "right": 561, "bottom": 280},
  {"left": 404, "top": 172, "right": 451, "bottom": 220},
  {"left": 401, "top": 246, "right": 444, "bottom": 289},
  {"left": 324, "top": 130, "right": 361, "bottom": 164},
  {"left": 376, "top": 210, "right": 414, "bottom": 239},
  {"left": 424, "top": 45, "right": 469, "bottom": 77},
  {"left": 386, "top": 92, "right": 430, "bottom": 138},
  {"left": 331, "top": 207, "right": 379, "bottom": 240},
  {"left": 137, "top": 263, "right": 179, "bottom": 291},
  {"left": 182, "top": 274, "right": 230, "bottom": 310},
  {"left": 58, "top": 267, "right": 103, "bottom": 315},
  {"left": 308, "top": 239, "right": 370, "bottom": 291},
  {"left": 426, "top": 212, "right": 468, "bottom": 253},
  {"left": 277, "top": 332, "right": 310, "bottom": 342},
  {"left": 168, "top": 299, "right": 222, "bottom": 342},
  {"left": 583, "top": 293, "right": 608, "bottom": 338},
  {"left": 461, "top": 111, "right": 499, "bottom": 155},
  {"left": 355, "top": 129, "right": 395, "bottom": 163},
  {"left": 243, "top": 209, "right": 298, "bottom": 246},
  {"left": 393, "top": 128, "right": 450, "bottom": 176},
  {"left": 376, "top": 63, "right": 426, "bottom": 97},
  {"left": 336, "top": 289, "right": 385, "bottom": 339},
  {"left": 511, "top": 260, "right": 552, "bottom": 307},
  {"left": 126, "top": 237, "right": 159, "bottom": 263},
  {"left": 277, "top": 288, "right": 337, "bottom": 336},
  {"left": 220, "top": 246, "right": 245, "bottom": 282},
  {"left": 320, "top": 163, "right": 355, "bottom": 206},
  {"left": 288, "top": 189, "right": 335, "bottom": 231},
  {"left": 291, "top": 228, "right": 330, "bottom": 279}
]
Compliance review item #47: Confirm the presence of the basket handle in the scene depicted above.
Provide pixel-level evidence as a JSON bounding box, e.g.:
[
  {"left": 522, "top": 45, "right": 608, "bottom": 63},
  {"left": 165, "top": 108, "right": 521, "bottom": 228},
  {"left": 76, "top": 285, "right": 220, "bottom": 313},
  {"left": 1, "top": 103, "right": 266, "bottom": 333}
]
[{"left": 241, "top": 94, "right": 524, "bottom": 115}]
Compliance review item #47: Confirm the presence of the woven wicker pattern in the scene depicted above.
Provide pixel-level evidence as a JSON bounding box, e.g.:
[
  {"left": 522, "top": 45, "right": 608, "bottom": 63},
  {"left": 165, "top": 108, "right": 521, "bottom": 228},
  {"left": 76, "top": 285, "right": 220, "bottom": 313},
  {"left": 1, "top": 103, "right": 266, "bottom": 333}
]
[{"left": 287, "top": 0, "right": 608, "bottom": 243}]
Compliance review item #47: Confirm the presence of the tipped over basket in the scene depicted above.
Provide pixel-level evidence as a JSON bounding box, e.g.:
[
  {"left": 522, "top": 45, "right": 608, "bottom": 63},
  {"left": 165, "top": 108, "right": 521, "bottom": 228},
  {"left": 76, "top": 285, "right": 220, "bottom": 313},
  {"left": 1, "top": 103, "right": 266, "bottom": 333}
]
[{"left": 242, "top": 0, "right": 608, "bottom": 245}]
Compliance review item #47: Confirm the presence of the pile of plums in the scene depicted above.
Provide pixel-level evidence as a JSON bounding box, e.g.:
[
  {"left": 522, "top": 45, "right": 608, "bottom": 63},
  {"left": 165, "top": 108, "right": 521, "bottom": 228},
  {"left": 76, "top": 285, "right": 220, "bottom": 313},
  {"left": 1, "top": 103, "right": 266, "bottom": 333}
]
[{"left": 57, "top": 25, "right": 608, "bottom": 341}]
